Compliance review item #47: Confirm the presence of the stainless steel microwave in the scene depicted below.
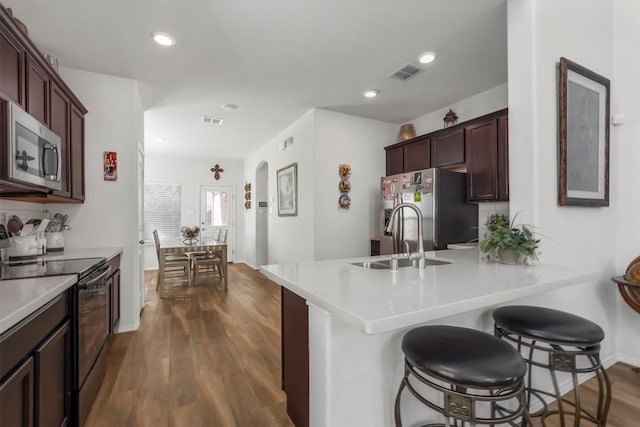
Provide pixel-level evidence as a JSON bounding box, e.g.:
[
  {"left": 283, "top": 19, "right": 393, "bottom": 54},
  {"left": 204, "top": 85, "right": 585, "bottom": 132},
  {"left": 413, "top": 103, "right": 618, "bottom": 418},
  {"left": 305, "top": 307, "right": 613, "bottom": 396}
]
[{"left": 3, "top": 100, "right": 62, "bottom": 190}]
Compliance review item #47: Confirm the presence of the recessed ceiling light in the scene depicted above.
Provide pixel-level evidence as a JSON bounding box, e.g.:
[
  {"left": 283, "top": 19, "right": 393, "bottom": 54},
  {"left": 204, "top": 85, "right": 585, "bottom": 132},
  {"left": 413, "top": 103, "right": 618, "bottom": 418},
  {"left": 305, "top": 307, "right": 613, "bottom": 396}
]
[
  {"left": 222, "top": 103, "right": 239, "bottom": 111},
  {"left": 364, "top": 89, "right": 379, "bottom": 98},
  {"left": 418, "top": 51, "right": 437, "bottom": 64},
  {"left": 151, "top": 31, "right": 176, "bottom": 47},
  {"left": 155, "top": 138, "right": 166, "bottom": 143}
]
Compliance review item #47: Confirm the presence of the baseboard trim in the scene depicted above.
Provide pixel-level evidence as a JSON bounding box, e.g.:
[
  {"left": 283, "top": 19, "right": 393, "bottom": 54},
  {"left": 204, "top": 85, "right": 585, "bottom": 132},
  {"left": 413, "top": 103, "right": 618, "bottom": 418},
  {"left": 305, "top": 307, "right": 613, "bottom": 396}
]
[
  {"left": 617, "top": 353, "right": 640, "bottom": 367},
  {"left": 115, "top": 320, "right": 139, "bottom": 334}
]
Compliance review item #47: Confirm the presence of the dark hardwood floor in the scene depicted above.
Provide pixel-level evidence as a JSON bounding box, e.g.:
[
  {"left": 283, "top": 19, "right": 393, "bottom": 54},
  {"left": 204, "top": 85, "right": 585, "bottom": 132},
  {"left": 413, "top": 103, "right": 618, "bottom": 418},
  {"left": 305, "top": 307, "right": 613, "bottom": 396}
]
[
  {"left": 84, "top": 264, "right": 294, "bottom": 427},
  {"left": 85, "top": 263, "right": 639, "bottom": 426}
]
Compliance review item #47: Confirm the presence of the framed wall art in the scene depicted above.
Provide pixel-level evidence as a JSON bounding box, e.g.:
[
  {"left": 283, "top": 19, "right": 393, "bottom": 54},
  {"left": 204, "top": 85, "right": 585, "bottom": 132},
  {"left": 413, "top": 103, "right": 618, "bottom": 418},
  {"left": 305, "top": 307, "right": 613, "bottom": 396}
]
[
  {"left": 104, "top": 151, "right": 117, "bottom": 181},
  {"left": 558, "top": 57, "right": 610, "bottom": 206},
  {"left": 277, "top": 162, "right": 297, "bottom": 216}
]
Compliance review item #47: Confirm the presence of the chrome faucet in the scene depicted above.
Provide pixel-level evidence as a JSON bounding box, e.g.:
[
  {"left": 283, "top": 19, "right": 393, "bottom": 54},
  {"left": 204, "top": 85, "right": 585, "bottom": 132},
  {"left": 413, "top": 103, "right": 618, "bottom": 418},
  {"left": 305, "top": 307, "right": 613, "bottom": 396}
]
[{"left": 385, "top": 203, "right": 426, "bottom": 269}]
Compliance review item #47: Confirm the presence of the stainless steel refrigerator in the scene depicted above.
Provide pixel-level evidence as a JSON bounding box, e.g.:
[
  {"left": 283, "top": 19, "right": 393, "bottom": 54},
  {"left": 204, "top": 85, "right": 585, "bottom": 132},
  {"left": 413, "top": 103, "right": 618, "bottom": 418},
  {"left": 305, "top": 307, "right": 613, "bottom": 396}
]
[{"left": 380, "top": 168, "right": 478, "bottom": 254}]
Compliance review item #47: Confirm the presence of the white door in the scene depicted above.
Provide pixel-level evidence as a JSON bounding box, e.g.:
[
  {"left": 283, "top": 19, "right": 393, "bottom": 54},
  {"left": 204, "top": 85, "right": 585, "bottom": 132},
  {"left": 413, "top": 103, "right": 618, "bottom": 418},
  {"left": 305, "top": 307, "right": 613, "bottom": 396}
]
[
  {"left": 137, "top": 143, "right": 145, "bottom": 308},
  {"left": 200, "top": 185, "right": 235, "bottom": 262}
]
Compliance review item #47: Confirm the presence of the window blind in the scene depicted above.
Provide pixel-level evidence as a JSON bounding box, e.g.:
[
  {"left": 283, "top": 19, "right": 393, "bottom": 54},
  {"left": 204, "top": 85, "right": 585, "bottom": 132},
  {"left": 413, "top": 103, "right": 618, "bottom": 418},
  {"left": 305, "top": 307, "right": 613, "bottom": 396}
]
[{"left": 144, "top": 182, "right": 181, "bottom": 241}]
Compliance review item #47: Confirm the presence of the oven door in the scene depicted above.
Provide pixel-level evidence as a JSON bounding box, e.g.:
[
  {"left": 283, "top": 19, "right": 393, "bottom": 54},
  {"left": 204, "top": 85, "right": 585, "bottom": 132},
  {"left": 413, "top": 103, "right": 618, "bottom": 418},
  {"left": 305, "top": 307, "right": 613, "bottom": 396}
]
[
  {"left": 77, "top": 264, "right": 111, "bottom": 387},
  {"left": 8, "top": 101, "right": 62, "bottom": 190}
]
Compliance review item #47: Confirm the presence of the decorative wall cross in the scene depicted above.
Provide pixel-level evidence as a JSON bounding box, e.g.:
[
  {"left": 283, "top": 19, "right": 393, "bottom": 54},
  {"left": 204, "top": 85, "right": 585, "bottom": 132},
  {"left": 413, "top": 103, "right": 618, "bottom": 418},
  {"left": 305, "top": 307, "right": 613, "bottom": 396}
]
[{"left": 210, "top": 164, "right": 224, "bottom": 180}]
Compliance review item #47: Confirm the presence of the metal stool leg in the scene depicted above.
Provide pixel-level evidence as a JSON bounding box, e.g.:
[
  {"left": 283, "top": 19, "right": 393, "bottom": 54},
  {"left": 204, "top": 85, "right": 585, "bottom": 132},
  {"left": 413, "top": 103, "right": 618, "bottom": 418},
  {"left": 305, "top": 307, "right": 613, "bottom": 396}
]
[{"left": 395, "top": 363, "right": 409, "bottom": 427}]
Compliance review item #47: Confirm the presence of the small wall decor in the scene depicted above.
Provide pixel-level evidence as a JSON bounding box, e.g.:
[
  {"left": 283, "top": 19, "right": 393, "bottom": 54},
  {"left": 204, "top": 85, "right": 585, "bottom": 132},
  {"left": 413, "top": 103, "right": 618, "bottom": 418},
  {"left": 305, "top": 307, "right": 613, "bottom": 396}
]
[
  {"left": 558, "top": 57, "right": 610, "bottom": 207},
  {"left": 244, "top": 182, "right": 252, "bottom": 210},
  {"left": 397, "top": 123, "right": 416, "bottom": 142},
  {"left": 210, "top": 164, "right": 224, "bottom": 180},
  {"left": 277, "top": 163, "right": 298, "bottom": 216},
  {"left": 443, "top": 109, "right": 458, "bottom": 127},
  {"left": 6, "top": 8, "right": 28, "bottom": 36},
  {"left": 103, "top": 151, "right": 117, "bottom": 181},
  {"left": 338, "top": 164, "right": 351, "bottom": 210}
]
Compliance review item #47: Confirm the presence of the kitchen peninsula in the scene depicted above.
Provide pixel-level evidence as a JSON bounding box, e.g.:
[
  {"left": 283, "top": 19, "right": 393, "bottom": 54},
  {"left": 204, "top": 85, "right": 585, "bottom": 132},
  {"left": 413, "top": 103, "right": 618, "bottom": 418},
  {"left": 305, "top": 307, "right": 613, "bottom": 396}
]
[{"left": 260, "top": 248, "right": 601, "bottom": 427}]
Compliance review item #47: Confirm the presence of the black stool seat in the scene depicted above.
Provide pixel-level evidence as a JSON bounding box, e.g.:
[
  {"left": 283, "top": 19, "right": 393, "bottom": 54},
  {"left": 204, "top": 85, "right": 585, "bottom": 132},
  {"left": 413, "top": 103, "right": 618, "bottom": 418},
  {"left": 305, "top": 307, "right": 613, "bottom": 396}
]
[
  {"left": 402, "top": 325, "right": 526, "bottom": 388},
  {"left": 493, "top": 305, "right": 605, "bottom": 345}
]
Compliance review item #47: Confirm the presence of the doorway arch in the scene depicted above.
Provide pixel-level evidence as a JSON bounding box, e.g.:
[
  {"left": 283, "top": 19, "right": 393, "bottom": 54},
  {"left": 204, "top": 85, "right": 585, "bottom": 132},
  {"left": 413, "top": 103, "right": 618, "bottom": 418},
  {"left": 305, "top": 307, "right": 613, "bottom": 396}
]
[{"left": 255, "top": 161, "right": 269, "bottom": 266}]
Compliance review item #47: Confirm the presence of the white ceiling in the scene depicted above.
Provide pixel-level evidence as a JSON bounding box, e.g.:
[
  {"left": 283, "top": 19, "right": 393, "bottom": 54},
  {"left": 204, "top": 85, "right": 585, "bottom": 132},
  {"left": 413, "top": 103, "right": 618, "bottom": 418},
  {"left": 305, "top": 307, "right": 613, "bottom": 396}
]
[{"left": 4, "top": 0, "right": 507, "bottom": 159}]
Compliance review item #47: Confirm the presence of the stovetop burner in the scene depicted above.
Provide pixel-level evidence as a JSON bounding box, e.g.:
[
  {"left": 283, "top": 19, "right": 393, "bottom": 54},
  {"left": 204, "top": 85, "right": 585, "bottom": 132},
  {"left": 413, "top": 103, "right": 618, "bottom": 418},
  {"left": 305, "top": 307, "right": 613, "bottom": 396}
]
[{"left": 0, "top": 257, "right": 106, "bottom": 281}]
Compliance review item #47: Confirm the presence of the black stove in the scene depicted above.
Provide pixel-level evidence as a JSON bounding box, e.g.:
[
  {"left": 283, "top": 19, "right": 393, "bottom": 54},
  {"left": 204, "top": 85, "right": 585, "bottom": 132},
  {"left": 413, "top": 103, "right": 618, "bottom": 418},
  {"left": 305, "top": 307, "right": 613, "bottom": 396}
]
[{"left": 0, "top": 257, "right": 106, "bottom": 281}]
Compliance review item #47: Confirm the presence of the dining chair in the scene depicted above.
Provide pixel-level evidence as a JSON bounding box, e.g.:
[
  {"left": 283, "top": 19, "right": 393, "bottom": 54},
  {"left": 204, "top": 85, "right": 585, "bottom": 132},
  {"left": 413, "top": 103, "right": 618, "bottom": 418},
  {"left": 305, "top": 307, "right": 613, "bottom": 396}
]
[
  {"left": 191, "top": 229, "right": 227, "bottom": 285},
  {"left": 153, "top": 229, "right": 191, "bottom": 289}
]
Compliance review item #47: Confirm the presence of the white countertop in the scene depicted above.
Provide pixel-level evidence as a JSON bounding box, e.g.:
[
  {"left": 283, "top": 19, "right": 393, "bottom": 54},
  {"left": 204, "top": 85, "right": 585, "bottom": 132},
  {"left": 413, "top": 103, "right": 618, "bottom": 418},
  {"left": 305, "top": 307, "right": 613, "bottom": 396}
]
[
  {"left": 43, "top": 247, "right": 123, "bottom": 262},
  {"left": 0, "top": 275, "right": 76, "bottom": 335},
  {"left": 260, "top": 248, "right": 601, "bottom": 335},
  {"left": 0, "top": 247, "right": 123, "bottom": 335}
]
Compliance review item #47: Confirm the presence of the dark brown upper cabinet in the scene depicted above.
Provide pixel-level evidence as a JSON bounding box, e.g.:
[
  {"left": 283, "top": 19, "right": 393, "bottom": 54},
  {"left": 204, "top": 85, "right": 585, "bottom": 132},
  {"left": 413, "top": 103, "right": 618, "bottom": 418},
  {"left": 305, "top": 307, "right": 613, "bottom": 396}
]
[
  {"left": 431, "top": 128, "right": 465, "bottom": 167},
  {"left": 0, "top": 4, "right": 87, "bottom": 203},
  {"left": 0, "top": 23, "right": 24, "bottom": 106},
  {"left": 70, "top": 104, "right": 85, "bottom": 201},
  {"left": 497, "top": 115, "right": 509, "bottom": 201},
  {"left": 25, "top": 53, "right": 49, "bottom": 125},
  {"left": 385, "top": 145, "right": 404, "bottom": 176},
  {"left": 466, "top": 118, "right": 499, "bottom": 201},
  {"left": 384, "top": 109, "right": 509, "bottom": 202},
  {"left": 50, "top": 82, "right": 71, "bottom": 199},
  {"left": 403, "top": 136, "right": 430, "bottom": 172}
]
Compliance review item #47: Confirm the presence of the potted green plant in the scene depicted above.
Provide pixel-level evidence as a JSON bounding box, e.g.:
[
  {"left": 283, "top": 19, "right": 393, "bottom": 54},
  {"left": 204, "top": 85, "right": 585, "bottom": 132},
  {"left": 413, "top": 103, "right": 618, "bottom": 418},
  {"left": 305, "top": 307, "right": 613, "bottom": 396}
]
[{"left": 480, "top": 213, "right": 540, "bottom": 265}]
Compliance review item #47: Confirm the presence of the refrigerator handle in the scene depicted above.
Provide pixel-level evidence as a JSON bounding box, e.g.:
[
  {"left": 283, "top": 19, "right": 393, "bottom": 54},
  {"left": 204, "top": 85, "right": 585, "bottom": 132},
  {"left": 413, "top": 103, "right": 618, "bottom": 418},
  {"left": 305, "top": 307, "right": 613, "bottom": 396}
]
[{"left": 392, "top": 193, "right": 404, "bottom": 255}]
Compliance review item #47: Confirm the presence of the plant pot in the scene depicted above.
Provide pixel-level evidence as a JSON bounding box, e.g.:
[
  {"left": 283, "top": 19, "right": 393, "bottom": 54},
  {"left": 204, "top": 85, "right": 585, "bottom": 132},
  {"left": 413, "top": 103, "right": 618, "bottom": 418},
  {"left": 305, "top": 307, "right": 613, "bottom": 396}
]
[{"left": 498, "top": 248, "right": 521, "bottom": 265}]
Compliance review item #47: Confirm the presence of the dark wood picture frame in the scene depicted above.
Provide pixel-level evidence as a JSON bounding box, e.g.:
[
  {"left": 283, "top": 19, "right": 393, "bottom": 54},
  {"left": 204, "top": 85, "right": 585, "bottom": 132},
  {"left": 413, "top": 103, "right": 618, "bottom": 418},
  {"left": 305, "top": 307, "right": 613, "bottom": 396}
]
[
  {"left": 277, "top": 162, "right": 298, "bottom": 216},
  {"left": 558, "top": 57, "right": 610, "bottom": 206}
]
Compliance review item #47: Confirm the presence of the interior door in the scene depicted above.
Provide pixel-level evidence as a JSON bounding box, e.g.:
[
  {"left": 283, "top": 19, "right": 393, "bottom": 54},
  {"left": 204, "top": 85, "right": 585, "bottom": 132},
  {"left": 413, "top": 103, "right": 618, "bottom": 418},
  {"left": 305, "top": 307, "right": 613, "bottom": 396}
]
[{"left": 200, "top": 185, "right": 234, "bottom": 262}]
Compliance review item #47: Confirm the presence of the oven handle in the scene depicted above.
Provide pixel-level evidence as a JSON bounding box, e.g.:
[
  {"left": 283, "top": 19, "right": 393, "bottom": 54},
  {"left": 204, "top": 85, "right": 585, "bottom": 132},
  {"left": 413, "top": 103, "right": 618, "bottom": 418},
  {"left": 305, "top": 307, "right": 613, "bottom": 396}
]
[{"left": 78, "top": 265, "right": 112, "bottom": 290}]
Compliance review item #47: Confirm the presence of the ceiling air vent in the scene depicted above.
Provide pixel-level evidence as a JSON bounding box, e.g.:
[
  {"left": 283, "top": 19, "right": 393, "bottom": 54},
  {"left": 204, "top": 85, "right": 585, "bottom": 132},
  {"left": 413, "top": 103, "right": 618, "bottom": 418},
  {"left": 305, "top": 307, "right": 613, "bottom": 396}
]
[
  {"left": 388, "top": 63, "right": 422, "bottom": 81},
  {"left": 201, "top": 116, "right": 223, "bottom": 125}
]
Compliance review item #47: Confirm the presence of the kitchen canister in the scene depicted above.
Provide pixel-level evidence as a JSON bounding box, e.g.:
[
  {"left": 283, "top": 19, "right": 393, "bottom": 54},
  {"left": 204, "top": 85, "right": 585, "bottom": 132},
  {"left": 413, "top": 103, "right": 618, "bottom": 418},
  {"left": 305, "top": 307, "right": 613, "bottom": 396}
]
[
  {"left": 7, "top": 234, "right": 38, "bottom": 262},
  {"left": 45, "top": 231, "right": 65, "bottom": 252}
]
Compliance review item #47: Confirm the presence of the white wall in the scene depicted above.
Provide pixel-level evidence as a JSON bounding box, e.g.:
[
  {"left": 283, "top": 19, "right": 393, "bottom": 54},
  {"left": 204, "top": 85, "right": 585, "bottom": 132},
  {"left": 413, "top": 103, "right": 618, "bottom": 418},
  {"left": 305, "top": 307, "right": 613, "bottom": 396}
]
[
  {"left": 50, "top": 67, "right": 143, "bottom": 333},
  {"left": 313, "top": 109, "right": 397, "bottom": 260},
  {"left": 244, "top": 109, "right": 397, "bottom": 267},
  {"left": 508, "top": 0, "right": 638, "bottom": 361},
  {"left": 143, "top": 153, "right": 245, "bottom": 268},
  {"left": 244, "top": 110, "right": 316, "bottom": 268},
  {"left": 612, "top": 0, "right": 640, "bottom": 364},
  {"left": 411, "top": 83, "right": 508, "bottom": 135},
  {"left": 255, "top": 162, "right": 269, "bottom": 266}
]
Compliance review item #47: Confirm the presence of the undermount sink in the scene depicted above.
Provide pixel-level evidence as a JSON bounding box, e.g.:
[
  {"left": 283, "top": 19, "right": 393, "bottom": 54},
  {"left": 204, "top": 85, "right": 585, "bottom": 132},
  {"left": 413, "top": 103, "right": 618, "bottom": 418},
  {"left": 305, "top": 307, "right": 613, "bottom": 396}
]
[{"left": 350, "top": 257, "right": 450, "bottom": 269}]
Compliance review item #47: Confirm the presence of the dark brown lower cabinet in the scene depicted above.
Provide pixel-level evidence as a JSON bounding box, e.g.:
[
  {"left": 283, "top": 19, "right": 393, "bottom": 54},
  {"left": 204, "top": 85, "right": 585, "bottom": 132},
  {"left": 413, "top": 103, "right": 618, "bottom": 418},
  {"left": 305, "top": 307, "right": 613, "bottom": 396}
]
[
  {"left": 35, "top": 321, "right": 71, "bottom": 427},
  {"left": 0, "top": 291, "right": 71, "bottom": 427},
  {"left": 281, "top": 287, "right": 309, "bottom": 427},
  {"left": 107, "top": 255, "right": 121, "bottom": 334},
  {"left": 0, "top": 357, "right": 34, "bottom": 427}
]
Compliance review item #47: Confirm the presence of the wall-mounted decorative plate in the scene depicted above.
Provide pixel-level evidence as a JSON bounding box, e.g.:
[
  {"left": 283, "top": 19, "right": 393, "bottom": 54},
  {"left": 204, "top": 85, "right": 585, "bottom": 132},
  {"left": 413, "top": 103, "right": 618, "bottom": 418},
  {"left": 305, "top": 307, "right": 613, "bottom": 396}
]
[
  {"left": 339, "top": 193, "right": 351, "bottom": 209},
  {"left": 338, "top": 164, "right": 351, "bottom": 179},
  {"left": 338, "top": 179, "right": 351, "bottom": 193}
]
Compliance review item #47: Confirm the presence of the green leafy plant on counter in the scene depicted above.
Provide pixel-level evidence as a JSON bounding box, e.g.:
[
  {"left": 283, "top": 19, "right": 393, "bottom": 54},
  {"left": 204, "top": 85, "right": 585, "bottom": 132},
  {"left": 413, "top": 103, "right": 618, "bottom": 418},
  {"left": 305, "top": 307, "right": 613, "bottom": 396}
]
[{"left": 480, "top": 213, "right": 540, "bottom": 265}]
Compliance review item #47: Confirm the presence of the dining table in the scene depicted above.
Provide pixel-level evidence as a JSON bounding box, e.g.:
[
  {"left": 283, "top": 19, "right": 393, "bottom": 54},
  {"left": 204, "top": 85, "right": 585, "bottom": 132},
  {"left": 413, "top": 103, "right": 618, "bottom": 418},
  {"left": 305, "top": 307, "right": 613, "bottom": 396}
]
[{"left": 158, "top": 236, "right": 228, "bottom": 289}]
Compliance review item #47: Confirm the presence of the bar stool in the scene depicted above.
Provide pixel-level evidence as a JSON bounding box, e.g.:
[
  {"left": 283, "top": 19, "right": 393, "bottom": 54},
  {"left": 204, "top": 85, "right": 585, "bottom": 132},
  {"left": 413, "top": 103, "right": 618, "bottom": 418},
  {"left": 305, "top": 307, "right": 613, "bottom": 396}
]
[
  {"left": 395, "top": 325, "right": 530, "bottom": 426},
  {"left": 493, "top": 305, "right": 611, "bottom": 427}
]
